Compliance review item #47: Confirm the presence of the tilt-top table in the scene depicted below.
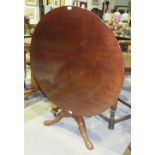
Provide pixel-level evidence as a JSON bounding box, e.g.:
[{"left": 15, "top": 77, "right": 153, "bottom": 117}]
[{"left": 30, "top": 6, "right": 124, "bottom": 150}]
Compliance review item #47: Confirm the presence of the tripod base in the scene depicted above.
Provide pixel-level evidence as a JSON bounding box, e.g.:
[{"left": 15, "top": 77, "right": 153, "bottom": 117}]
[{"left": 44, "top": 111, "right": 93, "bottom": 150}]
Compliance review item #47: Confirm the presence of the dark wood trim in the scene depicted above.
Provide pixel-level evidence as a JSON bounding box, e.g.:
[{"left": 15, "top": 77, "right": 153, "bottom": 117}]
[{"left": 39, "top": 0, "right": 44, "bottom": 18}]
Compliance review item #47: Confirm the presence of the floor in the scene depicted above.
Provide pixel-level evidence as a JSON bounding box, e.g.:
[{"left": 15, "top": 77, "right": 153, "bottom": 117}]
[{"left": 24, "top": 75, "right": 131, "bottom": 155}]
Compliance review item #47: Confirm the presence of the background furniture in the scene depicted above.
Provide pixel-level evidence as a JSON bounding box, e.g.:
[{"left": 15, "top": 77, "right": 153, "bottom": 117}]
[
  {"left": 99, "top": 97, "right": 131, "bottom": 129},
  {"left": 79, "top": 2, "right": 87, "bottom": 9},
  {"left": 119, "top": 40, "right": 131, "bottom": 73},
  {"left": 24, "top": 42, "right": 39, "bottom": 96},
  {"left": 99, "top": 39, "right": 131, "bottom": 129},
  {"left": 114, "top": 5, "right": 128, "bottom": 14},
  {"left": 91, "top": 8, "right": 103, "bottom": 19},
  {"left": 24, "top": 20, "right": 39, "bottom": 96}
]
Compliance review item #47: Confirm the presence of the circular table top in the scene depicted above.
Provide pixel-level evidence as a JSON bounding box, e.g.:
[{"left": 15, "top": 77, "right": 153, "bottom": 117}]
[{"left": 31, "top": 6, "right": 124, "bottom": 116}]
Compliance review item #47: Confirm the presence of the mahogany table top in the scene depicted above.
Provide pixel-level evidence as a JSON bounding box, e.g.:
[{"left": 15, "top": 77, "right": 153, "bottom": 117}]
[{"left": 31, "top": 6, "right": 124, "bottom": 116}]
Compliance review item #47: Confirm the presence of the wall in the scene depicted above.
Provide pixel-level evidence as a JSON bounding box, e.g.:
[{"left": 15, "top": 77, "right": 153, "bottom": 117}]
[
  {"left": 109, "top": 0, "right": 129, "bottom": 10},
  {"left": 24, "top": 0, "right": 40, "bottom": 24},
  {"left": 114, "top": 0, "right": 129, "bottom": 6},
  {"left": 24, "top": 0, "right": 129, "bottom": 24},
  {"left": 65, "top": 0, "right": 73, "bottom": 5},
  {"left": 77, "top": 0, "right": 129, "bottom": 11},
  {"left": 77, "top": 0, "right": 103, "bottom": 11}
]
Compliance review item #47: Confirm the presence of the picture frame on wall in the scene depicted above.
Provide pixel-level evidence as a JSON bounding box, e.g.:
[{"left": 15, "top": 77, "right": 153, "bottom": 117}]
[
  {"left": 114, "top": 5, "right": 128, "bottom": 14},
  {"left": 60, "top": 0, "right": 65, "bottom": 6},
  {"left": 25, "top": 6, "right": 37, "bottom": 24},
  {"left": 47, "top": 0, "right": 53, "bottom": 6},
  {"left": 26, "top": 0, "right": 37, "bottom": 6},
  {"left": 92, "top": 0, "right": 99, "bottom": 5},
  {"left": 53, "top": 0, "right": 60, "bottom": 8},
  {"left": 73, "top": 1, "right": 78, "bottom": 6},
  {"left": 80, "top": 2, "right": 87, "bottom": 9}
]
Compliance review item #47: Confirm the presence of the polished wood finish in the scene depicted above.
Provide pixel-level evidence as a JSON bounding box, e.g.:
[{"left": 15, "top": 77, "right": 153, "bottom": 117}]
[
  {"left": 118, "top": 40, "right": 131, "bottom": 45},
  {"left": 24, "top": 71, "right": 39, "bottom": 96},
  {"left": 44, "top": 111, "right": 93, "bottom": 150},
  {"left": 31, "top": 6, "right": 124, "bottom": 150},
  {"left": 31, "top": 6, "right": 124, "bottom": 116},
  {"left": 50, "top": 106, "right": 59, "bottom": 114},
  {"left": 24, "top": 88, "right": 36, "bottom": 96}
]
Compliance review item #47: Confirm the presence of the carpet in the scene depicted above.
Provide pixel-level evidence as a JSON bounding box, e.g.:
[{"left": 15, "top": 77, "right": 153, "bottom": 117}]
[
  {"left": 25, "top": 106, "right": 130, "bottom": 155},
  {"left": 24, "top": 76, "right": 131, "bottom": 155}
]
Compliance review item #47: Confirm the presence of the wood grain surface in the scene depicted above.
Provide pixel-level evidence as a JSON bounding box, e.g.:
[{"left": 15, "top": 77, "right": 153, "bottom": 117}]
[{"left": 31, "top": 6, "right": 124, "bottom": 116}]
